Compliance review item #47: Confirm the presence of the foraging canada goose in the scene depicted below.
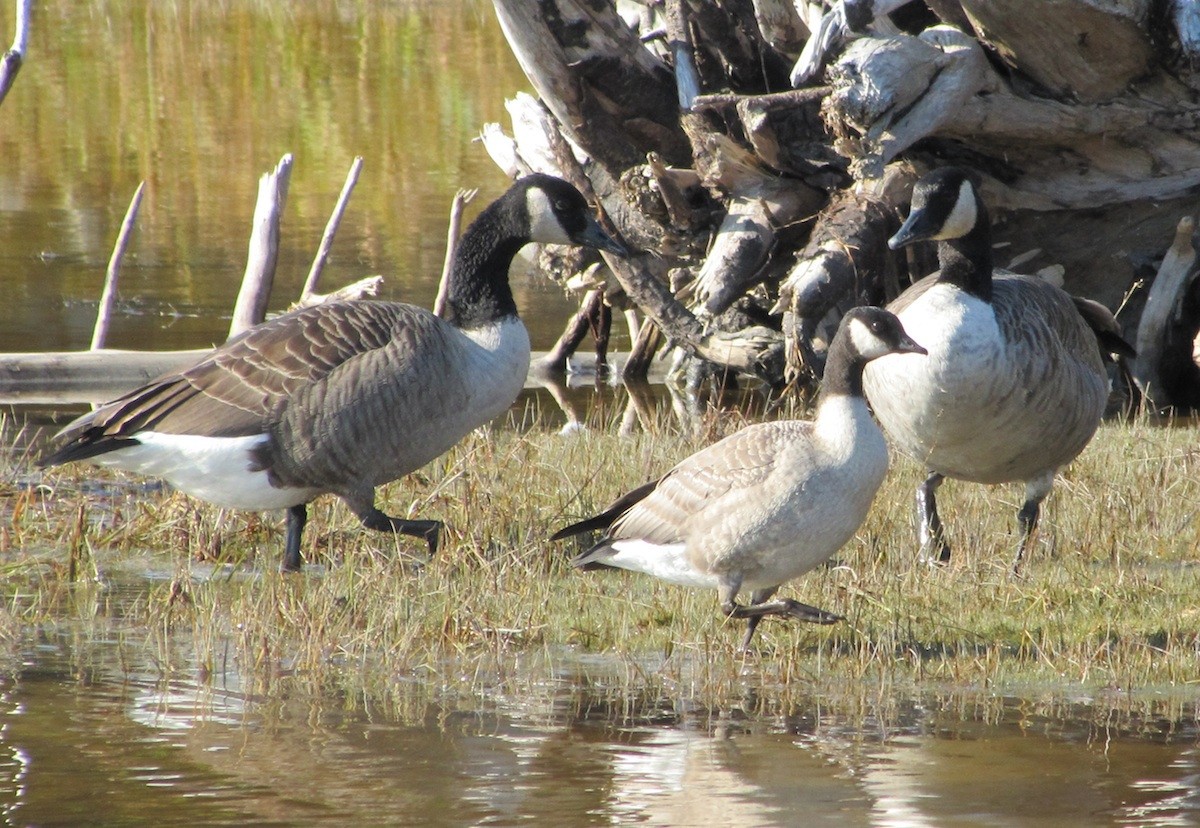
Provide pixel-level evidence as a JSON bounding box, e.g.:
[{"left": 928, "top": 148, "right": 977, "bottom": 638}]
[
  {"left": 39, "top": 173, "right": 628, "bottom": 571},
  {"left": 551, "top": 307, "right": 927, "bottom": 649},
  {"left": 862, "top": 166, "right": 1130, "bottom": 572}
]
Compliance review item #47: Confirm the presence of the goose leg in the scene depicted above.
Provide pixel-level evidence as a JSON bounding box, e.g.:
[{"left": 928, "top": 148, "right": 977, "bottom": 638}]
[
  {"left": 1012, "top": 473, "right": 1053, "bottom": 575},
  {"left": 740, "top": 587, "right": 778, "bottom": 651},
  {"left": 282, "top": 503, "right": 307, "bottom": 572},
  {"left": 720, "top": 582, "right": 842, "bottom": 651},
  {"left": 358, "top": 507, "right": 441, "bottom": 557},
  {"left": 917, "top": 471, "right": 950, "bottom": 564}
]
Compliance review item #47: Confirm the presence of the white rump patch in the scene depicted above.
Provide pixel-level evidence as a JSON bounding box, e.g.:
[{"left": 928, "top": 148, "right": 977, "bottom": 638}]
[
  {"left": 605, "top": 540, "right": 718, "bottom": 590},
  {"left": 92, "top": 432, "right": 318, "bottom": 511},
  {"left": 525, "top": 188, "right": 572, "bottom": 245}
]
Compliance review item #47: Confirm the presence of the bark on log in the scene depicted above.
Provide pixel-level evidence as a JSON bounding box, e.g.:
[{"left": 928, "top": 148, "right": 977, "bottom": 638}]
[
  {"left": 1133, "top": 215, "right": 1200, "bottom": 410},
  {"left": 485, "top": 0, "right": 1200, "bottom": 405},
  {"left": 956, "top": 0, "right": 1154, "bottom": 103},
  {"left": 492, "top": 0, "right": 689, "bottom": 171},
  {"left": 775, "top": 186, "right": 900, "bottom": 382}
]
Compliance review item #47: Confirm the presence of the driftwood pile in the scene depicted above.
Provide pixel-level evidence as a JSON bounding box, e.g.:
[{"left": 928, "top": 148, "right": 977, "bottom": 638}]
[{"left": 487, "top": 0, "right": 1200, "bottom": 410}]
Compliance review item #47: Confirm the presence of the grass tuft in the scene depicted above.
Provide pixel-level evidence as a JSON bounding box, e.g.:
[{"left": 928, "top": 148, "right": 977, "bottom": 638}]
[{"left": 4, "top": 403, "right": 1200, "bottom": 715}]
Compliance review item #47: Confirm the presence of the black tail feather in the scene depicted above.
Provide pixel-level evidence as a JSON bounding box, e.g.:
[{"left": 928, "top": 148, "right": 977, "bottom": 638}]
[{"left": 549, "top": 479, "right": 659, "bottom": 541}]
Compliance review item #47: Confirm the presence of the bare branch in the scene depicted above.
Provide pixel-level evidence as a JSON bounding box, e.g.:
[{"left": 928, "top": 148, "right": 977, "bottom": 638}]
[
  {"left": 229, "top": 154, "right": 293, "bottom": 340},
  {"left": 91, "top": 182, "right": 146, "bottom": 351},
  {"left": 434, "top": 188, "right": 478, "bottom": 319},
  {"left": 301, "top": 156, "right": 363, "bottom": 303}
]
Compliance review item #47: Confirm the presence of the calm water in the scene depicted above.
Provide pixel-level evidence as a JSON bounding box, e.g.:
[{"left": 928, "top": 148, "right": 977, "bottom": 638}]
[
  {"left": 4, "top": 569, "right": 1200, "bottom": 826},
  {"left": 3, "top": 2, "right": 1200, "bottom": 825},
  {"left": 0, "top": 0, "right": 579, "bottom": 356}
]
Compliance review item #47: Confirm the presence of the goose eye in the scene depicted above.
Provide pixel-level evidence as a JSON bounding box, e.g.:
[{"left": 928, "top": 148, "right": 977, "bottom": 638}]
[{"left": 554, "top": 199, "right": 571, "bottom": 212}]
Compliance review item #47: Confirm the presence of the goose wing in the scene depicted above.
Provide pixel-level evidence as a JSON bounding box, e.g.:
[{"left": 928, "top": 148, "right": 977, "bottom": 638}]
[
  {"left": 40, "top": 301, "right": 433, "bottom": 465},
  {"left": 606, "top": 422, "right": 800, "bottom": 547}
]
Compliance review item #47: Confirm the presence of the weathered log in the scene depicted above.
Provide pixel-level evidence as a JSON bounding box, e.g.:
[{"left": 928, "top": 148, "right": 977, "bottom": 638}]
[
  {"left": 1175, "top": 0, "right": 1200, "bottom": 66},
  {"left": 750, "top": 0, "right": 809, "bottom": 57},
  {"left": 790, "top": 0, "right": 910, "bottom": 86},
  {"left": 824, "top": 26, "right": 989, "bottom": 180},
  {"left": 229, "top": 154, "right": 292, "bottom": 339},
  {"left": 823, "top": 26, "right": 1200, "bottom": 206},
  {"left": 604, "top": 253, "right": 785, "bottom": 383},
  {"left": 491, "top": 0, "right": 689, "bottom": 172},
  {"left": 775, "top": 186, "right": 900, "bottom": 382},
  {"left": 539, "top": 288, "right": 607, "bottom": 373},
  {"left": 0, "top": 0, "right": 29, "bottom": 108},
  {"left": 1133, "top": 216, "right": 1200, "bottom": 409},
  {"left": 682, "top": 116, "right": 825, "bottom": 317},
  {"left": 0, "top": 348, "right": 661, "bottom": 406},
  {"left": 665, "top": 0, "right": 701, "bottom": 109},
  {"left": 956, "top": 0, "right": 1154, "bottom": 103},
  {"left": 679, "top": 0, "right": 793, "bottom": 94},
  {"left": 0, "top": 350, "right": 209, "bottom": 404}
]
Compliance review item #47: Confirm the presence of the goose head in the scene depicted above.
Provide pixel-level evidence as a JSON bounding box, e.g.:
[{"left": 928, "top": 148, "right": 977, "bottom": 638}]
[
  {"left": 842, "top": 306, "right": 928, "bottom": 362},
  {"left": 888, "top": 167, "right": 984, "bottom": 249},
  {"left": 519, "top": 173, "right": 629, "bottom": 256}
]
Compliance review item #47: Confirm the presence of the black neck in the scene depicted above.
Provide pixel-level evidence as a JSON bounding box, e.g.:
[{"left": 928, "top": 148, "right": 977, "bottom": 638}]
[
  {"left": 935, "top": 198, "right": 994, "bottom": 302},
  {"left": 443, "top": 198, "right": 524, "bottom": 329},
  {"left": 820, "top": 332, "right": 867, "bottom": 402}
]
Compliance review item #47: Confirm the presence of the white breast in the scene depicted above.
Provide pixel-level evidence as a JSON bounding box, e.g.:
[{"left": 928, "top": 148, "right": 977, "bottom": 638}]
[
  {"left": 863, "top": 282, "right": 1095, "bottom": 483},
  {"left": 459, "top": 316, "right": 532, "bottom": 423}
]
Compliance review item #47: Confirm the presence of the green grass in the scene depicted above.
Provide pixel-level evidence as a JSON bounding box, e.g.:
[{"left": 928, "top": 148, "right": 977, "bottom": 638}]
[{"left": 3, "top": 403, "right": 1200, "bottom": 714}]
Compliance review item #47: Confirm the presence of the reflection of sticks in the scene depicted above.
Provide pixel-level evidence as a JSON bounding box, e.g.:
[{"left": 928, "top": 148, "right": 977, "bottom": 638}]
[
  {"left": 91, "top": 182, "right": 145, "bottom": 351},
  {"left": 0, "top": 0, "right": 30, "bottom": 108},
  {"left": 619, "top": 380, "right": 658, "bottom": 436},
  {"left": 435, "top": 188, "right": 478, "bottom": 318},
  {"left": 300, "top": 156, "right": 363, "bottom": 303},
  {"left": 229, "top": 154, "right": 293, "bottom": 339},
  {"left": 536, "top": 373, "right": 586, "bottom": 432}
]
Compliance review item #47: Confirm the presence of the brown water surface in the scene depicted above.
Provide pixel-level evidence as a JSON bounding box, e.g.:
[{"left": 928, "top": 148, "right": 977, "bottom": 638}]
[{"left": 0, "top": 0, "right": 578, "bottom": 355}]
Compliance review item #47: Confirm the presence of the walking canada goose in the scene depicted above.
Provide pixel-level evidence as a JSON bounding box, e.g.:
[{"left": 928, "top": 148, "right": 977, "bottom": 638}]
[
  {"left": 551, "top": 307, "right": 926, "bottom": 649},
  {"left": 39, "top": 173, "right": 628, "bottom": 571},
  {"left": 862, "top": 166, "right": 1132, "bottom": 572}
]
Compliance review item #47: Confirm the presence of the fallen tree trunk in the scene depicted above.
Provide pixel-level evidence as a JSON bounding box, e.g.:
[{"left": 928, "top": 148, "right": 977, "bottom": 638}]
[{"left": 486, "top": 0, "right": 1200, "bottom": 408}]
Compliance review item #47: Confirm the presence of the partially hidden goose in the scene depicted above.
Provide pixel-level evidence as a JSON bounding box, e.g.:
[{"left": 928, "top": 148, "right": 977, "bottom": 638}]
[
  {"left": 39, "top": 173, "right": 628, "bottom": 571},
  {"left": 862, "top": 166, "right": 1133, "bottom": 573},
  {"left": 551, "top": 307, "right": 927, "bottom": 649}
]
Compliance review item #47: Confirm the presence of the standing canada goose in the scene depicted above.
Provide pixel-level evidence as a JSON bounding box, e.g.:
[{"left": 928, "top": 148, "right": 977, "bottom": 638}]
[
  {"left": 862, "top": 166, "right": 1129, "bottom": 572},
  {"left": 39, "top": 173, "right": 628, "bottom": 571},
  {"left": 551, "top": 307, "right": 926, "bottom": 649}
]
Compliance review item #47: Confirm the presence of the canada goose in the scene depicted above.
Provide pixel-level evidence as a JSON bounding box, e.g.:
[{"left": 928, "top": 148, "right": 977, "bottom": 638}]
[
  {"left": 39, "top": 174, "right": 628, "bottom": 571},
  {"left": 551, "top": 307, "right": 926, "bottom": 649},
  {"left": 862, "top": 166, "right": 1130, "bottom": 572}
]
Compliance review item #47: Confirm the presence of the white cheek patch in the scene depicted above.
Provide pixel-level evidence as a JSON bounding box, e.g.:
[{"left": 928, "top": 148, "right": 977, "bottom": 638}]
[
  {"left": 848, "top": 317, "right": 888, "bottom": 360},
  {"left": 525, "top": 188, "right": 572, "bottom": 245},
  {"left": 936, "top": 181, "right": 978, "bottom": 240}
]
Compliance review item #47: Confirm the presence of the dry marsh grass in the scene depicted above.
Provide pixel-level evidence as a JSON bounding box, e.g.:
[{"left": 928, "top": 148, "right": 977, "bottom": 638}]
[{"left": 3, "top": 404, "right": 1199, "bottom": 712}]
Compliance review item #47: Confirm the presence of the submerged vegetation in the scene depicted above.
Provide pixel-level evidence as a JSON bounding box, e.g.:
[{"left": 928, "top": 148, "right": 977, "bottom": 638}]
[{"left": 2, "top": 403, "right": 1199, "bottom": 720}]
